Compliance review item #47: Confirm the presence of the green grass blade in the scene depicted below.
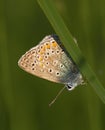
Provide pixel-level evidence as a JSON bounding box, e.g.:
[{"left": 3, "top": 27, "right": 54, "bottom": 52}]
[{"left": 37, "top": 0, "right": 105, "bottom": 103}]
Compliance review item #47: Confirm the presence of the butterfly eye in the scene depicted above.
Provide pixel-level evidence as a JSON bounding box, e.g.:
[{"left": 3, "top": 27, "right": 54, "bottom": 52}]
[{"left": 66, "top": 84, "right": 75, "bottom": 91}]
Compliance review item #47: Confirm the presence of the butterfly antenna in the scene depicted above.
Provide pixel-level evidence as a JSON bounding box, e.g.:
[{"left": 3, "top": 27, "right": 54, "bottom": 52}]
[{"left": 49, "top": 86, "right": 65, "bottom": 107}]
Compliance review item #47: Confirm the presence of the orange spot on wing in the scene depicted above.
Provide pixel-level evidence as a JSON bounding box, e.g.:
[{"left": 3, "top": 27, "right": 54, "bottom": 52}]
[
  {"left": 46, "top": 44, "right": 50, "bottom": 49},
  {"left": 39, "top": 56, "right": 43, "bottom": 61},
  {"left": 39, "top": 62, "right": 43, "bottom": 67},
  {"left": 39, "top": 46, "right": 45, "bottom": 54},
  {"left": 44, "top": 42, "right": 50, "bottom": 49},
  {"left": 52, "top": 41, "right": 57, "bottom": 47}
]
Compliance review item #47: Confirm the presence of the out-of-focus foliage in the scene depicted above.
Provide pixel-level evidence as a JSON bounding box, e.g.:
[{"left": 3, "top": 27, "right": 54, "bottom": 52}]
[{"left": 0, "top": 0, "right": 105, "bottom": 130}]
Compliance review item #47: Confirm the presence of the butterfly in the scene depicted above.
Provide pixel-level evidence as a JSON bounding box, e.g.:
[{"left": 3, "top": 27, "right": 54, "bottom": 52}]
[{"left": 18, "top": 34, "right": 84, "bottom": 91}]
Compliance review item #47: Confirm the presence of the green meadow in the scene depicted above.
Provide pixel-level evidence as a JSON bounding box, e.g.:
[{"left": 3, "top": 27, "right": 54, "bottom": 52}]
[{"left": 0, "top": 0, "right": 105, "bottom": 130}]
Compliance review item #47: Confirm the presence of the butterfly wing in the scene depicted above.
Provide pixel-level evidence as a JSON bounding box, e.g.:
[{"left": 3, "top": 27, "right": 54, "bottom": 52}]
[{"left": 18, "top": 35, "right": 82, "bottom": 85}]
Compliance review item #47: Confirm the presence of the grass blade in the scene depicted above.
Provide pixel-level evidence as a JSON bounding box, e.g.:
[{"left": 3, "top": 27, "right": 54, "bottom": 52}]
[{"left": 37, "top": 0, "right": 105, "bottom": 103}]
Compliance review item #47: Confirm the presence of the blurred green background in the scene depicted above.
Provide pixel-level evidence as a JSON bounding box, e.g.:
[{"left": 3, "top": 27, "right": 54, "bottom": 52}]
[{"left": 0, "top": 0, "right": 105, "bottom": 130}]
